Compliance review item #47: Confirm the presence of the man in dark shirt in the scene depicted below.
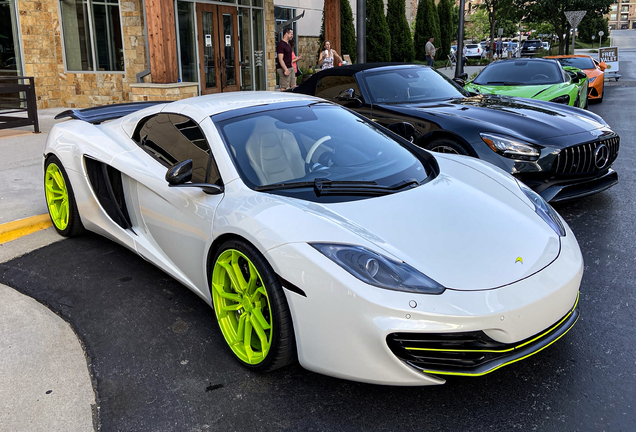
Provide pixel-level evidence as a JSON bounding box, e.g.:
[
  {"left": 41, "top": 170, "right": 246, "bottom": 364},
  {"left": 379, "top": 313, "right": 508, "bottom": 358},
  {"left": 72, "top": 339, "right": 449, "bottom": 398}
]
[{"left": 276, "top": 28, "right": 294, "bottom": 91}]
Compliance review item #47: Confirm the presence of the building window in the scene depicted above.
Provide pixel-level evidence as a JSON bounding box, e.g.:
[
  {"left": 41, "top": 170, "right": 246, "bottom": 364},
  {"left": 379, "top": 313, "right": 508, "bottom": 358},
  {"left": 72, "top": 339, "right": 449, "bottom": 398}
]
[
  {"left": 621, "top": 5, "right": 628, "bottom": 12},
  {"left": 611, "top": 5, "right": 617, "bottom": 10},
  {"left": 611, "top": 13, "right": 617, "bottom": 20},
  {"left": 60, "top": 0, "right": 124, "bottom": 72},
  {"left": 621, "top": 13, "right": 628, "bottom": 20}
]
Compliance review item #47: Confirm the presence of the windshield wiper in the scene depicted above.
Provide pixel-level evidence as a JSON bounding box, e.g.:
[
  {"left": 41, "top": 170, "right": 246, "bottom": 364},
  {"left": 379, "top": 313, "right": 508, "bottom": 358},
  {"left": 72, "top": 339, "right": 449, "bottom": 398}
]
[
  {"left": 484, "top": 81, "right": 524, "bottom": 86},
  {"left": 254, "top": 178, "right": 421, "bottom": 196}
]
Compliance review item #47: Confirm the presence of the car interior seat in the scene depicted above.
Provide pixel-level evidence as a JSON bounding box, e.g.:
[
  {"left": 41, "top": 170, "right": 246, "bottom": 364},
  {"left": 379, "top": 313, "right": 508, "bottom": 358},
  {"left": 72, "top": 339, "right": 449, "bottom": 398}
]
[{"left": 245, "top": 116, "right": 305, "bottom": 185}]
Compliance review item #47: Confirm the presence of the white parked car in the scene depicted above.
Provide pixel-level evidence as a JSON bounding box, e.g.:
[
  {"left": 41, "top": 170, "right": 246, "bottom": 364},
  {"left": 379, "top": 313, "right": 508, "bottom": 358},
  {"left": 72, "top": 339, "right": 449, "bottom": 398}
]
[
  {"left": 44, "top": 92, "right": 582, "bottom": 385},
  {"left": 465, "top": 44, "right": 483, "bottom": 59},
  {"left": 543, "top": 41, "right": 550, "bottom": 51}
]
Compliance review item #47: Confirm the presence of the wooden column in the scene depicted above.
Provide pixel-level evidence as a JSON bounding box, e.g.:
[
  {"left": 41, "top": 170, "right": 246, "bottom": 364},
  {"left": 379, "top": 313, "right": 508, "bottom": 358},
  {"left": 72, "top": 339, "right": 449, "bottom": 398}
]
[
  {"left": 324, "top": 0, "right": 341, "bottom": 56},
  {"left": 144, "top": 0, "right": 179, "bottom": 83}
]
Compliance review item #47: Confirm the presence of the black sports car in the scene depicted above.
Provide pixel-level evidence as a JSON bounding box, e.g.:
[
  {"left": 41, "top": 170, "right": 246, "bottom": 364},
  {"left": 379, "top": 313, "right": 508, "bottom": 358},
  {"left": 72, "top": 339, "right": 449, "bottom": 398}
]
[{"left": 291, "top": 63, "right": 619, "bottom": 202}]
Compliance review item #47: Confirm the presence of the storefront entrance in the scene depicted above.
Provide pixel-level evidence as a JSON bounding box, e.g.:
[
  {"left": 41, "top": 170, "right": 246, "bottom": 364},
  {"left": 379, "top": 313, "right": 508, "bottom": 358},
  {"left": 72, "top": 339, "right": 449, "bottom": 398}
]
[{"left": 196, "top": 4, "right": 240, "bottom": 94}]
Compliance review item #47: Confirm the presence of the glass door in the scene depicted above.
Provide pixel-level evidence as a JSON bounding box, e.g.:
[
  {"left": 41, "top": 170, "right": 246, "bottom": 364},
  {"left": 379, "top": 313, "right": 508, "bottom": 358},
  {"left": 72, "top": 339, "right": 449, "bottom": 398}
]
[{"left": 196, "top": 4, "right": 240, "bottom": 94}]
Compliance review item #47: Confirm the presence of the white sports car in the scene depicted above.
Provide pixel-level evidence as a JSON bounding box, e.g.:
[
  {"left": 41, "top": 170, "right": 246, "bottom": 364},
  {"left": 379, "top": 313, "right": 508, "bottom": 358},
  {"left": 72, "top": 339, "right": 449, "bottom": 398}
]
[{"left": 43, "top": 92, "right": 582, "bottom": 386}]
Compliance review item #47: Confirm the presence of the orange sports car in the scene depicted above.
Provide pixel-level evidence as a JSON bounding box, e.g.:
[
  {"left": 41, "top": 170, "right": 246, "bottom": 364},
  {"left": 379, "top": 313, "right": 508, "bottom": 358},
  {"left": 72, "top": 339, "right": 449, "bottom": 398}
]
[{"left": 546, "top": 55, "right": 607, "bottom": 102}]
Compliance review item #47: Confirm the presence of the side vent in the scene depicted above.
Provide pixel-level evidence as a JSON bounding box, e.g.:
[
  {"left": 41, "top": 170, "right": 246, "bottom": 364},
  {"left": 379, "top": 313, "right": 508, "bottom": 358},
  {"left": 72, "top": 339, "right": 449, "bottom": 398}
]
[{"left": 84, "top": 157, "right": 134, "bottom": 232}]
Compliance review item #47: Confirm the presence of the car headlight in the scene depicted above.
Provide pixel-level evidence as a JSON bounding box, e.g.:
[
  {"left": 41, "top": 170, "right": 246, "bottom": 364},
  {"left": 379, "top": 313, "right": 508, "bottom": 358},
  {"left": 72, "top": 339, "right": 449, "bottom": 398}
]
[
  {"left": 310, "top": 243, "right": 445, "bottom": 294},
  {"left": 480, "top": 132, "right": 540, "bottom": 161},
  {"left": 588, "top": 76, "right": 596, "bottom": 83},
  {"left": 550, "top": 95, "right": 570, "bottom": 104},
  {"left": 516, "top": 180, "right": 566, "bottom": 237}
]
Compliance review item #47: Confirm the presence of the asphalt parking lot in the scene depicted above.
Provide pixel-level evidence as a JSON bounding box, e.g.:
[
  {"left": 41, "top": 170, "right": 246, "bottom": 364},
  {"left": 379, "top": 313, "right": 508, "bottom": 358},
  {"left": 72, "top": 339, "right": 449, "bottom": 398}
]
[{"left": 1, "top": 83, "right": 636, "bottom": 432}]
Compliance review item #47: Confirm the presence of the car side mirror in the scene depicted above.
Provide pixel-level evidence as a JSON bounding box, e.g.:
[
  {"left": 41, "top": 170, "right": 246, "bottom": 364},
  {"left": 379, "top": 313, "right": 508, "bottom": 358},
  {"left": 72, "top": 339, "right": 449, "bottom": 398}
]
[
  {"left": 166, "top": 159, "right": 224, "bottom": 195},
  {"left": 166, "top": 159, "right": 192, "bottom": 185},
  {"left": 452, "top": 78, "right": 466, "bottom": 87},
  {"left": 335, "top": 88, "right": 363, "bottom": 108},
  {"left": 599, "top": 61, "right": 607, "bottom": 71},
  {"left": 458, "top": 73, "right": 468, "bottom": 80},
  {"left": 576, "top": 71, "right": 587, "bottom": 80}
]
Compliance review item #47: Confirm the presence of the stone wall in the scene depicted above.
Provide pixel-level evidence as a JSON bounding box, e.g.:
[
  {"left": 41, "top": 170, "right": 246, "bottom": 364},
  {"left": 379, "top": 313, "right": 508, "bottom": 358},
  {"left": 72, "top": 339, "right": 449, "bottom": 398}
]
[
  {"left": 265, "top": 0, "right": 276, "bottom": 91},
  {"left": 298, "top": 36, "right": 321, "bottom": 71},
  {"left": 17, "top": 0, "right": 148, "bottom": 108},
  {"left": 130, "top": 83, "right": 199, "bottom": 102}
]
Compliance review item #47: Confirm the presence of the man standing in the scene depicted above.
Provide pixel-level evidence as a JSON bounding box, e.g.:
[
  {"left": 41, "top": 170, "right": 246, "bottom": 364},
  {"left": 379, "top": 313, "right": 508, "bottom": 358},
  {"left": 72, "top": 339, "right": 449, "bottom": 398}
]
[
  {"left": 507, "top": 39, "right": 514, "bottom": 59},
  {"left": 276, "top": 28, "right": 294, "bottom": 91},
  {"left": 425, "top": 36, "right": 436, "bottom": 67}
]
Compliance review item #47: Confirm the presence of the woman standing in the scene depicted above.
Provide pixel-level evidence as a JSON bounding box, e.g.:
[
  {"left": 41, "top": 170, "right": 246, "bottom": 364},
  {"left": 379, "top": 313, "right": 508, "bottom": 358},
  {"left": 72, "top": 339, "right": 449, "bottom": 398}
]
[
  {"left": 290, "top": 40, "right": 302, "bottom": 88},
  {"left": 318, "top": 40, "right": 342, "bottom": 70}
]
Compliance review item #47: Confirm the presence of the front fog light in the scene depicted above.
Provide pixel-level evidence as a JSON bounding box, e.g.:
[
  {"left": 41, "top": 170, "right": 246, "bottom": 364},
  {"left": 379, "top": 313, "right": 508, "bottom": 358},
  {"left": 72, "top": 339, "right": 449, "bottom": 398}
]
[
  {"left": 310, "top": 243, "right": 445, "bottom": 294},
  {"left": 480, "top": 132, "right": 540, "bottom": 161}
]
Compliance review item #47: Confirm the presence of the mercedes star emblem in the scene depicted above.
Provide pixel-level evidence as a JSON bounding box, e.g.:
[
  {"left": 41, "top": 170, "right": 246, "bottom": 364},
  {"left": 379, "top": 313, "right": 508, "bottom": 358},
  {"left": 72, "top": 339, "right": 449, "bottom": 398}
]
[{"left": 594, "top": 144, "right": 609, "bottom": 169}]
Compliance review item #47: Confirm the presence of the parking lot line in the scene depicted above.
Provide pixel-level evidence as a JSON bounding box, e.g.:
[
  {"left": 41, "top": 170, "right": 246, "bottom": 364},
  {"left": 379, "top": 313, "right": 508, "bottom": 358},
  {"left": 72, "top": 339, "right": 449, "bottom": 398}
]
[{"left": 0, "top": 214, "right": 52, "bottom": 244}]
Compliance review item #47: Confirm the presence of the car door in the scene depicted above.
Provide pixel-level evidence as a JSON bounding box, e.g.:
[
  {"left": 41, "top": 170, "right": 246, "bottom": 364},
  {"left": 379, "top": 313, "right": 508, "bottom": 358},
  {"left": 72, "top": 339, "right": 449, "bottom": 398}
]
[{"left": 128, "top": 112, "right": 224, "bottom": 295}]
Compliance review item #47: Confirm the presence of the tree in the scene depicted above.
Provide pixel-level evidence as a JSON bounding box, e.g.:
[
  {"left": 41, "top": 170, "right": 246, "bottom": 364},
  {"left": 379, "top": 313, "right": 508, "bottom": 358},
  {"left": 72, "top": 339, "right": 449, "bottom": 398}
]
[
  {"left": 577, "top": 12, "right": 608, "bottom": 43},
  {"left": 521, "top": 0, "right": 613, "bottom": 54},
  {"left": 414, "top": 0, "right": 441, "bottom": 61},
  {"left": 451, "top": 4, "right": 460, "bottom": 42},
  {"left": 467, "top": 8, "right": 490, "bottom": 42},
  {"left": 366, "top": 0, "right": 392, "bottom": 61},
  {"left": 387, "top": 0, "right": 415, "bottom": 62},
  {"left": 480, "top": 0, "right": 519, "bottom": 61},
  {"left": 341, "top": 0, "right": 357, "bottom": 62},
  {"left": 437, "top": 0, "right": 452, "bottom": 59}
]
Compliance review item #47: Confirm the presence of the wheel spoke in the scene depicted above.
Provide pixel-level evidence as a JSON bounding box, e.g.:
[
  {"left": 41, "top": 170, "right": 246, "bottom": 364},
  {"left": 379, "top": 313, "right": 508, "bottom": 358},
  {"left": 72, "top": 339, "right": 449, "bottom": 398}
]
[
  {"left": 246, "top": 262, "right": 259, "bottom": 295},
  {"left": 243, "top": 319, "right": 254, "bottom": 362},
  {"left": 250, "top": 314, "right": 269, "bottom": 350},
  {"left": 53, "top": 171, "right": 65, "bottom": 189},
  {"left": 234, "top": 313, "right": 246, "bottom": 345},
  {"left": 230, "top": 251, "right": 249, "bottom": 292},
  {"left": 212, "top": 282, "right": 241, "bottom": 302},
  {"left": 252, "top": 307, "right": 271, "bottom": 331}
]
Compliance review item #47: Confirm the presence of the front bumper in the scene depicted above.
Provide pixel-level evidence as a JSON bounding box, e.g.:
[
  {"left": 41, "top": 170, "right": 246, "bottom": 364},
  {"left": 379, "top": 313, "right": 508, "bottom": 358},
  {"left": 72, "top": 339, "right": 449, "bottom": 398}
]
[
  {"left": 387, "top": 294, "right": 579, "bottom": 376},
  {"left": 265, "top": 223, "right": 583, "bottom": 386}
]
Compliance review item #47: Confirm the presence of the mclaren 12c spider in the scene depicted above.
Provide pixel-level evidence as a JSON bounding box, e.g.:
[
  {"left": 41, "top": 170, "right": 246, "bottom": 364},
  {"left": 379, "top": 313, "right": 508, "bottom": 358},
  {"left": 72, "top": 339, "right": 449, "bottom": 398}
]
[{"left": 44, "top": 93, "right": 582, "bottom": 385}]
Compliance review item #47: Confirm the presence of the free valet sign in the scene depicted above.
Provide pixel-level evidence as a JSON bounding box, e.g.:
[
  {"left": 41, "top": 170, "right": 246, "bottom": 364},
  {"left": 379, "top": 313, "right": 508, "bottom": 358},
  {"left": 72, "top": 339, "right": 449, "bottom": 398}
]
[{"left": 599, "top": 47, "right": 619, "bottom": 72}]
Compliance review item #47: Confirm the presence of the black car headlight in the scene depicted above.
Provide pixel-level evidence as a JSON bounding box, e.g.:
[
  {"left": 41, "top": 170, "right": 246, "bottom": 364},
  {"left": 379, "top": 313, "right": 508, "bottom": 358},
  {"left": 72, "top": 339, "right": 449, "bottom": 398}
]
[
  {"left": 480, "top": 132, "right": 540, "bottom": 161},
  {"left": 550, "top": 95, "right": 570, "bottom": 104},
  {"left": 517, "top": 180, "right": 566, "bottom": 237},
  {"left": 310, "top": 243, "right": 445, "bottom": 295}
]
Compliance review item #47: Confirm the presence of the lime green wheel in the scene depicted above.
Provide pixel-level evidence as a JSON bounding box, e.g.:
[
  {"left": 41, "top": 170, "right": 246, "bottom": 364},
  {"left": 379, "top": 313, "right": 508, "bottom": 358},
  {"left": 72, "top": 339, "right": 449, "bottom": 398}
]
[
  {"left": 44, "top": 155, "right": 84, "bottom": 237},
  {"left": 211, "top": 240, "right": 295, "bottom": 372}
]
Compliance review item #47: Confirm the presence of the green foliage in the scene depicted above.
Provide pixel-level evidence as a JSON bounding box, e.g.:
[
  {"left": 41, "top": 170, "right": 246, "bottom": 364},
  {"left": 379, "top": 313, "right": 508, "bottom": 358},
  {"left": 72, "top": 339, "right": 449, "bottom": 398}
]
[
  {"left": 577, "top": 12, "right": 609, "bottom": 44},
  {"left": 520, "top": 0, "right": 613, "bottom": 54},
  {"left": 437, "top": 0, "right": 452, "bottom": 58},
  {"left": 366, "top": 0, "right": 392, "bottom": 62},
  {"left": 468, "top": 8, "right": 490, "bottom": 42},
  {"left": 414, "top": 0, "right": 441, "bottom": 61},
  {"left": 451, "top": 4, "right": 459, "bottom": 41},
  {"left": 340, "top": 0, "right": 357, "bottom": 62},
  {"left": 387, "top": 0, "right": 415, "bottom": 62}
]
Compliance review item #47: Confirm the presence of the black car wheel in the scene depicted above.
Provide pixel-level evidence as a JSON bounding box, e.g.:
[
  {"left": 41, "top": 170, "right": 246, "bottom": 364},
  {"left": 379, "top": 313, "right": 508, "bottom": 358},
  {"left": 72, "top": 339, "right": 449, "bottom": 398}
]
[{"left": 425, "top": 138, "right": 470, "bottom": 155}]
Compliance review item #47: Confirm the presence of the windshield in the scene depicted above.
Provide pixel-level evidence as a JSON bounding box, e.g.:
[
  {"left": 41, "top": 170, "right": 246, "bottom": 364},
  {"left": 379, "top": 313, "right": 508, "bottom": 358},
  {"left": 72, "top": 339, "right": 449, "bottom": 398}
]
[
  {"left": 363, "top": 67, "right": 468, "bottom": 104},
  {"left": 473, "top": 60, "right": 564, "bottom": 85},
  {"left": 554, "top": 57, "right": 595, "bottom": 70},
  {"left": 216, "top": 103, "right": 430, "bottom": 200},
  {"left": 523, "top": 40, "right": 542, "bottom": 48}
]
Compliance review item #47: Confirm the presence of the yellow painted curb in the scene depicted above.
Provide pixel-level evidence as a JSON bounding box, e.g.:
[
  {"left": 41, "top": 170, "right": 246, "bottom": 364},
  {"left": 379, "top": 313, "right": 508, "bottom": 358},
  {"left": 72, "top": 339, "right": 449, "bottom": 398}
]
[{"left": 0, "top": 214, "right": 53, "bottom": 244}]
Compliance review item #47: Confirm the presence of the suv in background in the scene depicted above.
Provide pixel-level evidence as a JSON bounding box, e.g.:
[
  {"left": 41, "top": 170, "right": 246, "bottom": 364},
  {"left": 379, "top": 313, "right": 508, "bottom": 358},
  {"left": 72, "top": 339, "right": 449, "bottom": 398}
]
[{"left": 521, "top": 39, "right": 543, "bottom": 57}]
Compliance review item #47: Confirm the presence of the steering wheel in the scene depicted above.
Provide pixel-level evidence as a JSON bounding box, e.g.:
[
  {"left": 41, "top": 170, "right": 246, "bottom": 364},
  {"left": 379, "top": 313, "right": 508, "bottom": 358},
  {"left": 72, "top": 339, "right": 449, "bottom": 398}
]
[
  {"left": 531, "top": 74, "right": 549, "bottom": 80},
  {"left": 305, "top": 135, "right": 332, "bottom": 164}
]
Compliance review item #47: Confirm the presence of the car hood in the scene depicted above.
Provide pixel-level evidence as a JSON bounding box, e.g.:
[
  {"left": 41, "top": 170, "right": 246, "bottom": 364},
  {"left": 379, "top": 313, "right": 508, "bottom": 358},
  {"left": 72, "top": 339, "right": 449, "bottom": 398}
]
[
  {"left": 382, "top": 95, "right": 605, "bottom": 140},
  {"left": 267, "top": 156, "right": 560, "bottom": 291},
  {"left": 464, "top": 82, "right": 570, "bottom": 100}
]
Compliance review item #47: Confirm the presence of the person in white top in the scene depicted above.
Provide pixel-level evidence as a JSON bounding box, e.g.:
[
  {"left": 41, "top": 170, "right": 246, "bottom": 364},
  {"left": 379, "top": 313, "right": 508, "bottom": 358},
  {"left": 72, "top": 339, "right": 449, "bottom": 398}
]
[{"left": 318, "top": 40, "right": 342, "bottom": 70}]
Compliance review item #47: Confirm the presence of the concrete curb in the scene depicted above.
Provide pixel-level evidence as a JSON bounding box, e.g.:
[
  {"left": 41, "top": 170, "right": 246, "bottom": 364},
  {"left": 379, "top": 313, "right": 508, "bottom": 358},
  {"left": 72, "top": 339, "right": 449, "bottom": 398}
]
[{"left": 0, "top": 214, "right": 53, "bottom": 245}]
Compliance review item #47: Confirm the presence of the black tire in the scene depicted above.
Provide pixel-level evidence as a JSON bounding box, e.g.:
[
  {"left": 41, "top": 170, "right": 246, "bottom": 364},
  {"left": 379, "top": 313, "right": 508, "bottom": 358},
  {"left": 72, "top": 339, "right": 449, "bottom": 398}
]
[
  {"left": 598, "top": 85, "right": 604, "bottom": 103},
  {"left": 424, "top": 137, "right": 470, "bottom": 155},
  {"left": 211, "top": 239, "right": 296, "bottom": 372},
  {"left": 44, "top": 155, "right": 85, "bottom": 237}
]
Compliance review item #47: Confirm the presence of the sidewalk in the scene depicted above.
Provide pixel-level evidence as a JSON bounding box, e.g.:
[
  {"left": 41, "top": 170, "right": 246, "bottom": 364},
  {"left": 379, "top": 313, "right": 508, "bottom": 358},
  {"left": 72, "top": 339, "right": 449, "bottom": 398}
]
[{"left": 0, "top": 109, "right": 97, "bottom": 431}]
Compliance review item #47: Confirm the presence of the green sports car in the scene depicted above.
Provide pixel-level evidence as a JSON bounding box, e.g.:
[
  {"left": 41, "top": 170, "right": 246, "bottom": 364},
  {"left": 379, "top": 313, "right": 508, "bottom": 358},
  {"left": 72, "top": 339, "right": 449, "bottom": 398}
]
[{"left": 464, "top": 58, "right": 589, "bottom": 109}]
